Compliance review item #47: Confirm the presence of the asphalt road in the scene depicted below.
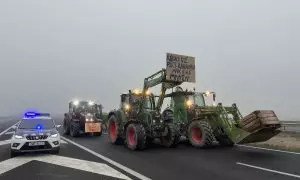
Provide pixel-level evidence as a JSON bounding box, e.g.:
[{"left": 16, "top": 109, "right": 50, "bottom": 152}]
[{"left": 0, "top": 117, "right": 300, "bottom": 180}]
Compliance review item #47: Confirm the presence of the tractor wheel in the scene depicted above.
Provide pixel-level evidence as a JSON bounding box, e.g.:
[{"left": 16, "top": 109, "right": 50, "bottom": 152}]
[
  {"left": 187, "top": 120, "right": 214, "bottom": 148},
  {"left": 160, "top": 123, "right": 180, "bottom": 148},
  {"left": 63, "top": 119, "right": 70, "bottom": 135},
  {"left": 70, "top": 121, "right": 80, "bottom": 137},
  {"left": 94, "top": 131, "right": 102, "bottom": 136},
  {"left": 217, "top": 136, "right": 234, "bottom": 147},
  {"left": 125, "top": 123, "right": 147, "bottom": 150},
  {"left": 108, "top": 115, "right": 123, "bottom": 145}
]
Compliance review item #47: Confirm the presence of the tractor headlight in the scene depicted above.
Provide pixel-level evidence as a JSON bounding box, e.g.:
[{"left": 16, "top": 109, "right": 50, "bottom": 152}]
[
  {"left": 146, "top": 89, "right": 151, "bottom": 95},
  {"left": 186, "top": 100, "right": 192, "bottom": 106},
  {"left": 124, "top": 104, "right": 130, "bottom": 111},
  {"left": 205, "top": 90, "right": 211, "bottom": 96},
  {"left": 14, "top": 135, "right": 24, "bottom": 139},
  {"left": 88, "top": 101, "right": 94, "bottom": 106},
  {"left": 50, "top": 133, "right": 58, "bottom": 138},
  {"left": 73, "top": 100, "right": 79, "bottom": 106}
]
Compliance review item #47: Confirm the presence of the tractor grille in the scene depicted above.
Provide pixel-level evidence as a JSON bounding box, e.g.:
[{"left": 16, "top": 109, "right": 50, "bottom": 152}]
[
  {"left": 26, "top": 135, "right": 48, "bottom": 140},
  {"left": 20, "top": 142, "right": 52, "bottom": 151}
]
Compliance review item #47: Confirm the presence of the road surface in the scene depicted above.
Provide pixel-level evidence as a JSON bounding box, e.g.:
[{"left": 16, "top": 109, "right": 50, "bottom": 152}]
[{"left": 0, "top": 117, "right": 299, "bottom": 180}]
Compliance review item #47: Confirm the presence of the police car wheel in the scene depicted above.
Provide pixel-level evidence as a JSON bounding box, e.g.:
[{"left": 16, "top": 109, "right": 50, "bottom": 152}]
[
  {"left": 10, "top": 151, "right": 19, "bottom": 158},
  {"left": 51, "top": 148, "right": 60, "bottom": 154}
]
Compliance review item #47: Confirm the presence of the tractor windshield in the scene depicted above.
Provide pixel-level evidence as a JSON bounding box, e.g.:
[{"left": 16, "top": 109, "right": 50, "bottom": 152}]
[
  {"left": 131, "top": 94, "right": 152, "bottom": 109},
  {"left": 194, "top": 94, "right": 205, "bottom": 106},
  {"left": 186, "top": 94, "right": 205, "bottom": 107},
  {"left": 74, "top": 101, "right": 98, "bottom": 114}
]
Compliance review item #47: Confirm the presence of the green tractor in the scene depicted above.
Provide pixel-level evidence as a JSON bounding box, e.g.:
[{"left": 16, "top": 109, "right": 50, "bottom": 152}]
[
  {"left": 107, "top": 69, "right": 182, "bottom": 150},
  {"left": 163, "top": 89, "right": 281, "bottom": 148}
]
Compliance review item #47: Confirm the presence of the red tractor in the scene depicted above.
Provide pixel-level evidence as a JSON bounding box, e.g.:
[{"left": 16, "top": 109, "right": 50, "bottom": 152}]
[{"left": 63, "top": 100, "right": 103, "bottom": 137}]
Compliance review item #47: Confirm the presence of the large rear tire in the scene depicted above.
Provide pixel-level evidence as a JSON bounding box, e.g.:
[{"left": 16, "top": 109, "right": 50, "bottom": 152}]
[
  {"left": 108, "top": 115, "right": 123, "bottom": 145},
  {"left": 70, "top": 121, "right": 80, "bottom": 137},
  {"left": 63, "top": 118, "right": 70, "bottom": 135},
  {"left": 217, "top": 135, "right": 234, "bottom": 147},
  {"left": 160, "top": 123, "right": 180, "bottom": 148},
  {"left": 187, "top": 120, "right": 214, "bottom": 148},
  {"left": 125, "top": 123, "right": 147, "bottom": 151}
]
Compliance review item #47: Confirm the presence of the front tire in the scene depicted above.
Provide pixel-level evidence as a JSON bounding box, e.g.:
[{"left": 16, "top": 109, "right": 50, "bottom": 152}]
[
  {"left": 70, "top": 121, "right": 80, "bottom": 137},
  {"left": 10, "top": 150, "right": 19, "bottom": 158},
  {"left": 108, "top": 115, "right": 123, "bottom": 145},
  {"left": 63, "top": 119, "right": 70, "bottom": 135},
  {"left": 160, "top": 123, "right": 180, "bottom": 148},
  {"left": 217, "top": 135, "right": 234, "bottom": 147},
  {"left": 125, "top": 123, "right": 147, "bottom": 150},
  {"left": 187, "top": 120, "right": 214, "bottom": 148},
  {"left": 51, "top": 147, "right": 60, "bottom": 154}
]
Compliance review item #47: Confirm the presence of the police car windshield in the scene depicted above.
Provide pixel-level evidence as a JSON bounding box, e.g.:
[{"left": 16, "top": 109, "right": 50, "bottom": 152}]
[{"left": 18, "top": 119, "right": 55, "bottom": 129}]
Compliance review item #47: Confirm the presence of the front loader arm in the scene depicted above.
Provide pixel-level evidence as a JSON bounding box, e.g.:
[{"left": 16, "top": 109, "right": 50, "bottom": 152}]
[{"left": 140, "top": 68, "right": 182, "bottom": 112}]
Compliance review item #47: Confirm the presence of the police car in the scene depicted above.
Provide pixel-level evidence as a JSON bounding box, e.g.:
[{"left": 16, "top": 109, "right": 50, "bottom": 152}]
[{"left": 10, "top": 112, "right": 61, "bottom": 157}]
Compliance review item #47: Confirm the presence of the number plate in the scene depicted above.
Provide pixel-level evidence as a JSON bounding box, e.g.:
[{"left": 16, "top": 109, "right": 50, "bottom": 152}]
[
  {"left": 28, "top": 141, "right": 45, "bottom": 146},
  {"left": 85, "top": 123, "right": 101, "bottom": 133}
]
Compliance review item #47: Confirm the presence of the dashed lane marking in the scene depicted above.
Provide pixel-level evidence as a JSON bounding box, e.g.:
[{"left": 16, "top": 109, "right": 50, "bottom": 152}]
[{"left": 237, "top": 162, "right": 300, "bottom": 179}]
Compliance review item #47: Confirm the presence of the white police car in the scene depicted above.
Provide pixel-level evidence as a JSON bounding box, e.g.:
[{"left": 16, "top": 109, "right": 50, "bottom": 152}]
[{"left": 10, "top": 112, "right": 61, "bottom": 157}]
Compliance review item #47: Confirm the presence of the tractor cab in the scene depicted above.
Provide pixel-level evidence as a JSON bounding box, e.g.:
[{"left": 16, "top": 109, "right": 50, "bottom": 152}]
[
  {"left": 166, "top": 90, "right": 216, "bottom": 109},
  {"left": 68, "top": 100, "right": 103, "bottom": 119},
  {"left": 120, "top": 88, "right": 155, "bottom": 112}
]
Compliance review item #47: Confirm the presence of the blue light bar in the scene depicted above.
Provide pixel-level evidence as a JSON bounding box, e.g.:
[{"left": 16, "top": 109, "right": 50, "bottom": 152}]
[{"left": 24, "top": 112, "right": 50, "bottom": 118}]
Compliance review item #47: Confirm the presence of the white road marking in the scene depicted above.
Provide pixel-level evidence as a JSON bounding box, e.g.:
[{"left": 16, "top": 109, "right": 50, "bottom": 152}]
[
  {"left": 61, "top": 136, "right": 152, "bottom": 180},
  {"left": 237, "top": 162, "right": 300, "bottom": 178},
  {"left": 0, "top": 155, "right": 131, "bottom": 179},
  {"left": 4, "top": 131, "right": 14, "bottom": 135},
  {"left": 237, "top": 144, "right": 300, "bottom": 155},
  {"left": 0, "top": 140, "right": 11, "bottom": 146},
  {"left": 60, "top": 139, "right": 67, "bottom": 144},
  {"left": 0, "top": 122, "right": 20, "bottom": 136}
]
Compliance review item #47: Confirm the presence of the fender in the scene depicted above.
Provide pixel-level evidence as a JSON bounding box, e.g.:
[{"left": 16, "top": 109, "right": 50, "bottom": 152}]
[{"left": 108, "top": 110, "right": 124, "bottom": 123}]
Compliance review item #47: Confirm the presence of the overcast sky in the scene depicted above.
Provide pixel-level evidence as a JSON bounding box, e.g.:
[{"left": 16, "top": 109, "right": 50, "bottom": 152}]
[{"left": 0, "top": 0, "right": 299, "bottom": 120}]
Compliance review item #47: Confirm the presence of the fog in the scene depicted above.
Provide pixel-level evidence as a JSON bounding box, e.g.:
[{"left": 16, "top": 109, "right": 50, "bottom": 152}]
[{"left": 0, "top": 0, "right": 299, "bottom": 120}]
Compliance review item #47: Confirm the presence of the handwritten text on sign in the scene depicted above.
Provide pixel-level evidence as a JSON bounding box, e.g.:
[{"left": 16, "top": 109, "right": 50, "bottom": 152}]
[{"left": 166, "top": 53, "right": 196, "bottom": 82}]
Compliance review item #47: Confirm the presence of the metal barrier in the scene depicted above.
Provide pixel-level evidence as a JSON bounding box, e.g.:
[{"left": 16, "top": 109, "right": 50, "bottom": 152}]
[{"left": 280, "top": 121, "right": 300, "bottom": 132}]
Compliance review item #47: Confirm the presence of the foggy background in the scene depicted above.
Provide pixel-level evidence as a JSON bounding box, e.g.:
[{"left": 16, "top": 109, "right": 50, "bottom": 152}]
[{"left": 0, "top": 0, "right": 299, "bottom": 120}]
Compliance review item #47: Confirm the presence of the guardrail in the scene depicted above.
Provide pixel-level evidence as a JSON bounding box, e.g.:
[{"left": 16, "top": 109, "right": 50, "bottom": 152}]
[{"left": 280, "top": 121, "right": 300, "bottom": 132}]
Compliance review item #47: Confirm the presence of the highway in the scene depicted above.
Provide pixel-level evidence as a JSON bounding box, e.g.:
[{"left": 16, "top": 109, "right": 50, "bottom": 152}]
[{"left": 0, "top": 117, "right": 300, "bottom": 180}]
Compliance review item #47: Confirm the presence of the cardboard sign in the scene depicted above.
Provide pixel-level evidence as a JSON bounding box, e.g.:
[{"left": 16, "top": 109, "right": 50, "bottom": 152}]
[
  {"left": 166, "top": 53, "right": 196, "bottom": 82},
  {"left": 85, "top": 123, "right": 101, "bottom": 133}
]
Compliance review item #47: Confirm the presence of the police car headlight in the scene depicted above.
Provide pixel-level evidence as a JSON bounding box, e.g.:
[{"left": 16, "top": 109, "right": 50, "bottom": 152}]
[
  {"left": 50, "top": 133, "right": 58, "bottom": 138},
  {"left": 14, "top": 135, "right": 24, "bottom": 139}
]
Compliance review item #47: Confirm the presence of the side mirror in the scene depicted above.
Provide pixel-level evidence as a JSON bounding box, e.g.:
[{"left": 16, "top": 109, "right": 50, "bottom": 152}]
[{"left": 56, "top": 125, "right": 62, "bottom": 129}]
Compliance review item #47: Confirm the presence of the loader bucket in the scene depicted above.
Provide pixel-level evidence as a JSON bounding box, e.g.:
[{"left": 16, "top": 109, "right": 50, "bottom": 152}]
[
  {"left": 226, "top": 125, "right": 251, "bottom": 144},
  {"left": 237, "top": 128, "right": 281, "bottom": 144},
  {"left": 228, "top": 124, "right": 281, "bottom": 144},
  {"left": 235, "top": 110, "right": 282, "bottom": 144}
]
